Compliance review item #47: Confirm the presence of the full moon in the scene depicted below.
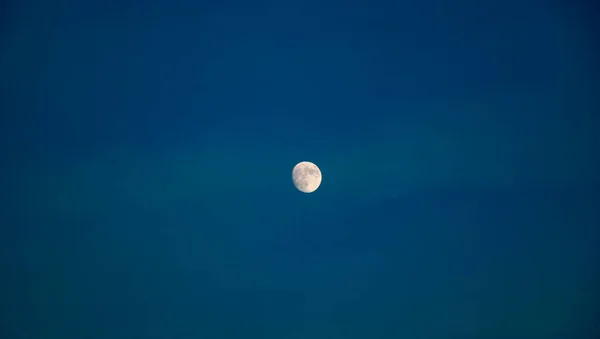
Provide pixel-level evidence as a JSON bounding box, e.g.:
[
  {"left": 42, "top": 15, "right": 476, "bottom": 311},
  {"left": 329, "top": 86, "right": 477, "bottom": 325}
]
[{"left": 292, "top": 161, "right": 322, "bottom": 193}]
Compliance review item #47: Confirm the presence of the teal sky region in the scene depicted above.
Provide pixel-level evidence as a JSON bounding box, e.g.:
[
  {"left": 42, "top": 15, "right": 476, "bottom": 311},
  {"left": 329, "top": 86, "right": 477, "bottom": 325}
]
[{"left": 1, "top": 1, "right": 599, "bottom": 338}]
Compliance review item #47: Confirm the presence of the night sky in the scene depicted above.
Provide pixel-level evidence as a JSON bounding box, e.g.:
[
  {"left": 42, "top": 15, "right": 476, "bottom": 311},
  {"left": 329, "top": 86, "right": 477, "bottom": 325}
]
[{"left": 1, "top": 0, "right": 599, "bottom": 338}]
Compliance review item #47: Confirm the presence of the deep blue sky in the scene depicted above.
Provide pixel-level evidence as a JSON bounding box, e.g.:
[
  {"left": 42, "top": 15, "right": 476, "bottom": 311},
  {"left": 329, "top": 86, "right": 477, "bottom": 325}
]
[{"left": 1, "top": 0, "right": 599, "bottom": 338}]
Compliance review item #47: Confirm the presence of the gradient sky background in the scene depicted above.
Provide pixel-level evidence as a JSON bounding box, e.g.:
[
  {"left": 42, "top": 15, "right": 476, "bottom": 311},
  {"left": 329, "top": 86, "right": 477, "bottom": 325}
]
[{"left": 1, "top": 0, "right": 599, "bottom": 338}]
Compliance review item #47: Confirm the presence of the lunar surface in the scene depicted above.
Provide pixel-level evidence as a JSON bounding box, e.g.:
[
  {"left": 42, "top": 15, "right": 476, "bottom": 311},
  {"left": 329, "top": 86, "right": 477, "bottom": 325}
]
[{"left": 292, "top": 161, "right": 322, "bottom": 193}]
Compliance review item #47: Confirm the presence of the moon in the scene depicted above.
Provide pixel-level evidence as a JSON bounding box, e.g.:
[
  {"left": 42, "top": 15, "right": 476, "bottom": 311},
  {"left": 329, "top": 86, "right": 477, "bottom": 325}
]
[{"left": 292, "top": 161, "right": 322, "bottom": 193}]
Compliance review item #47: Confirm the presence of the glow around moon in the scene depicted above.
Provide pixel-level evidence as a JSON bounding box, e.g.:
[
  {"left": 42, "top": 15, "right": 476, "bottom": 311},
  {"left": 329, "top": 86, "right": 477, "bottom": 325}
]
[{"left": 292, "top": 161, "right": 322, "bottom": 193}]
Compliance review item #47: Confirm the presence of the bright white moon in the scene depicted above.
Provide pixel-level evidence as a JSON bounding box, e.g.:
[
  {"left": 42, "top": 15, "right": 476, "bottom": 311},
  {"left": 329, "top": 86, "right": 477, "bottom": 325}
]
[{"left": 292, "top": 161, "right": 322, "bottom": 193}]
